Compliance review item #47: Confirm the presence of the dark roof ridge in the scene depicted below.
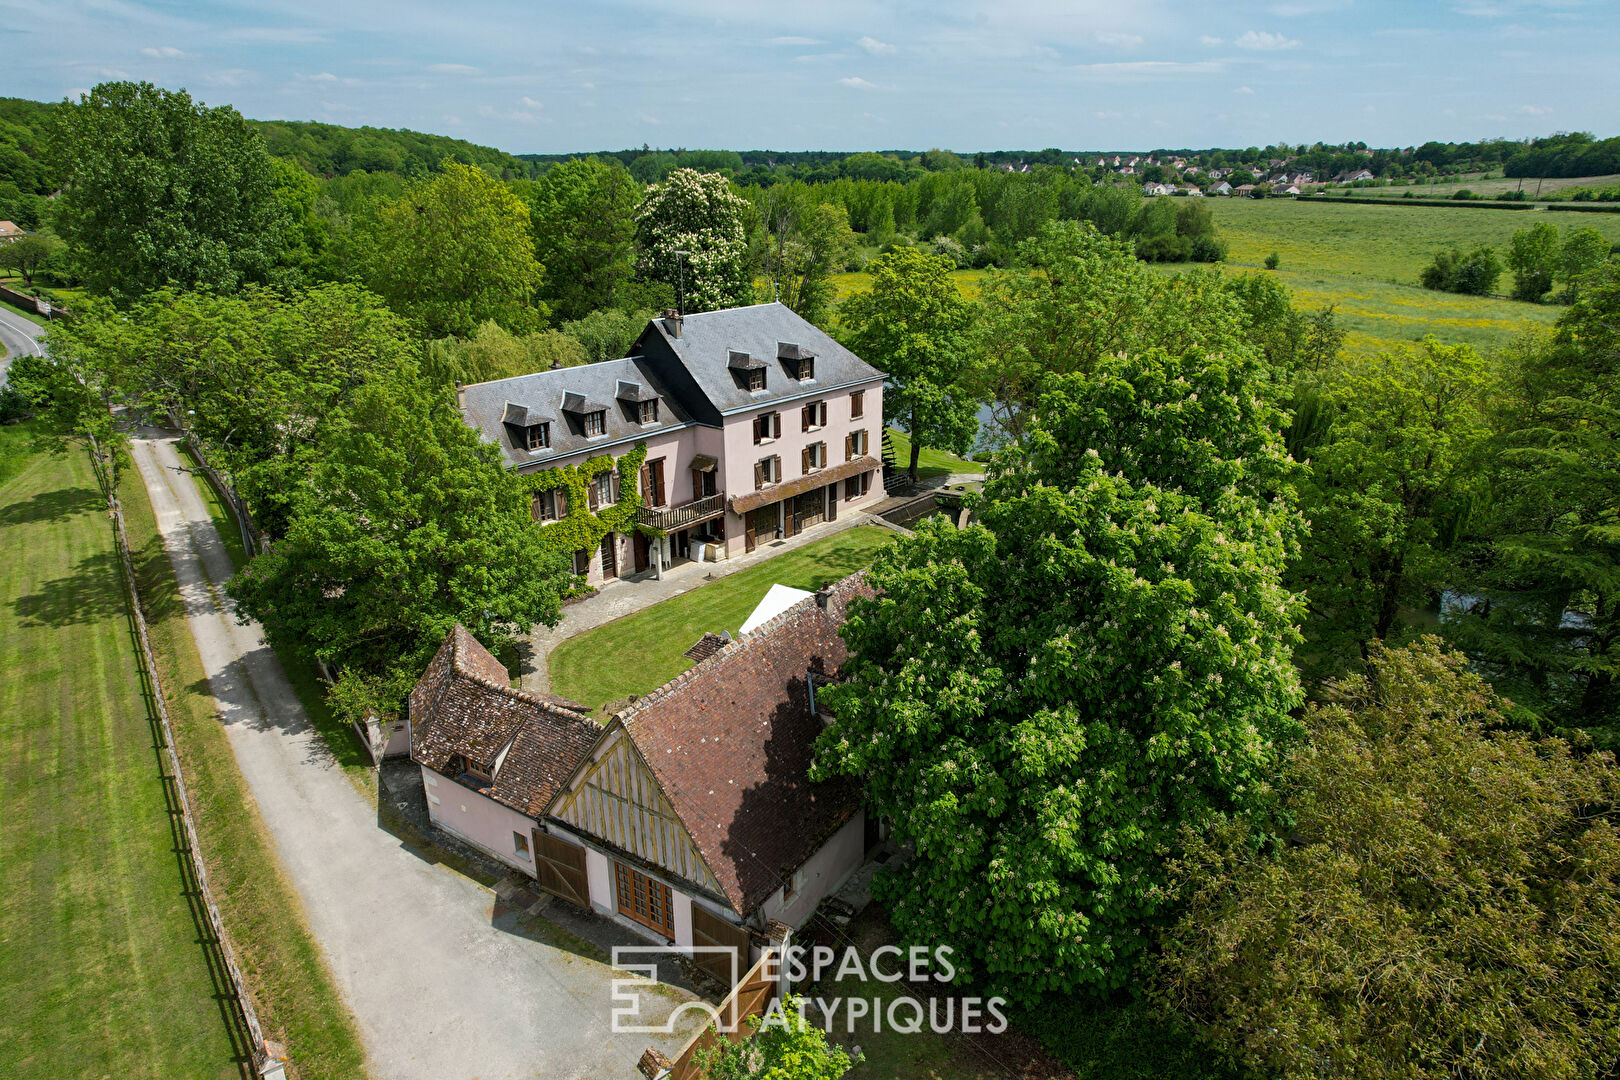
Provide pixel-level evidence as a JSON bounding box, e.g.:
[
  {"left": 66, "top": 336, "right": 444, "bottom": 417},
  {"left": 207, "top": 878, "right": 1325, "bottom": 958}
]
[{"left": 458, "top": 352, "right": 647, "bottom": 392}]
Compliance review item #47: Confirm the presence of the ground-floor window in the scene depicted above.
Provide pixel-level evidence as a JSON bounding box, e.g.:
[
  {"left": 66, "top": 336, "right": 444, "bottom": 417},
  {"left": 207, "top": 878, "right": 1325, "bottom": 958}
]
[
  {"left": 513, "top": 831, "right": 531, "bottom": 858},
  {"left": 615, "top": 861, "right": 674, "bottom": 937},
  {"left": 844, "top": 471, "right": 872, "bottom": 500}
]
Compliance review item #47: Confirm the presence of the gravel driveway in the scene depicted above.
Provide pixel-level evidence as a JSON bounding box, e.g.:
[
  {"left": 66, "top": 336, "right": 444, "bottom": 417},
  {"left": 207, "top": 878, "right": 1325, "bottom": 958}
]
[{"left": 131, "top": 432, "right": 702, "bottom": 1080}]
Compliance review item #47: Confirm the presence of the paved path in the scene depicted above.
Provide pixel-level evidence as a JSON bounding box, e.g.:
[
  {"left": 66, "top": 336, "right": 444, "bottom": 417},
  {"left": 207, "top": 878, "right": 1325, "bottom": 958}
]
[
  {"left": 0, "top": 303, "right": 44, "bottom": 387},
  {"left": 131, "top": 431, "right": 699, "bottom": 1080}
]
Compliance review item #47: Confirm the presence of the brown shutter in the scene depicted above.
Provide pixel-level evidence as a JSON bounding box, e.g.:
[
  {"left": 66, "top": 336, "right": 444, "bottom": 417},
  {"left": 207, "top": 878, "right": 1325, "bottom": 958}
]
[
  {"left": 845, "top": 433, "right": 853, "bottom": 462},
  {"left": 753, "top": 416, "right": 763, "bottom": 443},
  {"left": 640, "top": 463, "right": 650, "bottom": 501},
  {"left": 827, "top": 483, "right": 838, "bottom": 521},
  {"left": 801, "top": 446, "right": 810, "bottom": 474},
  {"left": 588, "top": 480, "right": 599, "bottom": 512},
  {"left": 556, "top": 489, "right": 567, "bottom": 518},
  {"left": 651, "top": 460, "right": 665, "bottom": 506},
  {"left": 801, "top": 405, "right": 811, "bottom": 432},
  {"left": 754, "top": 461, "right": 764, "bottom": 490},
  {"left": 745, "top": 510, "right": 756, "bottom": 553}
]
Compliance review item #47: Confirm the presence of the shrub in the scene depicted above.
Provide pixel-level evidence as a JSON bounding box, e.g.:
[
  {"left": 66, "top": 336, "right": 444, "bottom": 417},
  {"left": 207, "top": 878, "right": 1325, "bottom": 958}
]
[
  {"left": 1452, "top": 188, "right": 1476, "bottom": 200},
  {"left": 1135, "top": 233, "right": 1192, "bottom": 262},
  {"left": 1189, "top": 235, "right": 1225, "bottom": 263},
  {"left": 1420, "top": 245, "right": 1501, "bottom": 295},
  {"left": 1263, "top": 251, "right": 1280, "bottom": 270}
]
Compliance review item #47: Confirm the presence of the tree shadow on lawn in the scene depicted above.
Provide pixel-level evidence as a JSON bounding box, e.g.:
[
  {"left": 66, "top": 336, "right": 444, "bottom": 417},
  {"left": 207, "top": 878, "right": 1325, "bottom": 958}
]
[
  {"left": 13, "top": 549, "right": 129, "bottom": 628},
  {"left": 0, "top": 483, "right": 103, "bottom": 527}
]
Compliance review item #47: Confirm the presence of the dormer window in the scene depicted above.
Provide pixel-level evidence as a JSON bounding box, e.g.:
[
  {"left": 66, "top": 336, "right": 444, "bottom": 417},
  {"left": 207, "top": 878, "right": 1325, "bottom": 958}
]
[
  {"left": 729, "top": 349, "right": 768, "bottom": 392},
  {"left": 585, "top": 410, "right": 606, "bottom": 436},
  {"left": 778, "top": 342, "right": 816, "bottom": 382},
  {"left": 748, "top": 368, "right": 766, "bottom": 392},
  {"left": 502, "top": 402, "right": 555, "bottom": 453},
  {"left": 526, "top": 423, "right": 549, "bottom": 451},
  {"left": 636, "top": 400, "right": 659, "bottom": 425}
]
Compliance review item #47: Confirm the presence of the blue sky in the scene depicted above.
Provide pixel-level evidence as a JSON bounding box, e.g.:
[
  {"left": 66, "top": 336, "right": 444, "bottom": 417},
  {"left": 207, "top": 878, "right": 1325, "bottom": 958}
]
[{"left": 1, "top": 0, "right": 1613, "bottom": 154}]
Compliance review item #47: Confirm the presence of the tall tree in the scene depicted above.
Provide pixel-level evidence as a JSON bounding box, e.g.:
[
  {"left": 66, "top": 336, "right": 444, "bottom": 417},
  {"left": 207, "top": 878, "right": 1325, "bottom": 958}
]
[
  {"left": 357, "top": 161, "right": 544, "bottom": 337},
  {"left": 227, "top": 373, "right": 570, "bottom": 717},
  {"left": 1159, "top": 639, "right": 1620, "bottom": 1080},
  {"left": 1289, "top": 339, "right": 1492, "bottom": 681},
  {"left": 524, "top": 156, "right": 639, "bottom": 322},
  {"left": 1449, "top": 262, "right": 1620, "bottom": 743},
  {"left": 0, "top": 229, "right": 62, "bottom": 285},
  {"left": 836, "top": 247, "right": 978, "bottom": 480},
  {"left": 634, "top": 168, "right": 753, "bottom": 312},
  {"left": 1508, "top": 221, "right": 1561, "bottom": 303},
  {"left": 757, "top": 184, "right": 853, "bottom": 326},
  {"left": 1558, "top": 225, "right": 1611, "bottom": 303},
  {"left": 51, "top": 81, "right": 289, "bottom": 303},
  {"left": 815, "top": 344, "right": 1304, "bottom": 1003}
]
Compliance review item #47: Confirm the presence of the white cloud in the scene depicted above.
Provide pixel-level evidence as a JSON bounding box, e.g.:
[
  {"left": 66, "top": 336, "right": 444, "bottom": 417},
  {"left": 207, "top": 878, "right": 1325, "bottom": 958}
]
[
  {"left": 640, "top": 114, "right": 659, "bottom": 125},
  {"left": 520, "top": 95, "right": 544, "bottom": 108},
  {"left": 856, "top": 36, "right": 895, "bottom": 55},
  {"left": 1518, "top": 103, "right": 1551, "bottom": 114},
  {"left": 839, "top": 75, "right": 881, "bottom": 89},
  {"left": 140, "top": 45, "right": 185, "bottom": 58},
  {"left": 1200, "top": 35, "right": 1224, "bottom": 46},
  {"left": 1235, "top": 84, "right": 1255, "bottom": 94},
  {"left": 1070, "top": 59, "right": 1226, "bottom": 80},
  {"left": 429, "top": 63, "right": 481, "bottom": 74},
  {"left": 203, "top": 69, "right": 252, "bottom": 86},
  {"left": 222, "top": 27, "right": 329, "bottom": 44},
  {"left": 767, "top": 35, "right": 821, "bottom": 46},
  {"left": 1097, "top": 31, "right": 1144, "bottom": 47},
  {"left": 1235, "top": 30, "right": 1302, "bottom": 50},
  {"left": 304, "top": 71, "right": 339, "bottom": 82}
]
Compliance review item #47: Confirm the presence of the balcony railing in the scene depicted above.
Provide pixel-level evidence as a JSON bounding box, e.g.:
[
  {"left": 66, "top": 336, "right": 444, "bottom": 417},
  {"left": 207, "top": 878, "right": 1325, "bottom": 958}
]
[{"left": 636, "top": 492, "right": 726, "bottom": 532}]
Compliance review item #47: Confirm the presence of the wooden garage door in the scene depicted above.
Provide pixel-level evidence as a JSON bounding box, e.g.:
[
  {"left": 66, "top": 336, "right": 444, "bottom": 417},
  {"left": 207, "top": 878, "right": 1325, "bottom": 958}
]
[
  {"left": 534, "top": 831, "right": 589, "bottom": 908},
  {"left": 690, "top": 904, "right": 752, "bottom": 986}
]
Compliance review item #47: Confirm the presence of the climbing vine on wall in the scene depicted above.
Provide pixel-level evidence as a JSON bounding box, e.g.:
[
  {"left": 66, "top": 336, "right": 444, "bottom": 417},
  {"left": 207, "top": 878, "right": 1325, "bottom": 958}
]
[{"left": 521, "top": 442, "right": 657, "bottom": 564}]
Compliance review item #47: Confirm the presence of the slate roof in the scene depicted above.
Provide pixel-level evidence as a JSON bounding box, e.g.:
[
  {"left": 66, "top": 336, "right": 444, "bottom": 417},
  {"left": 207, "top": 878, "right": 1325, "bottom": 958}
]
[
  {"left": 614, "top": 573, "right": 872, "bottom": 917},
  {"left": 638, "top": 303, "right": 884, "bottom": 416},
  {"left": 459, "top": 356, "right": 695, "bottom": 468},
  {"left": 409, "top": 625, "right": 601, "bottom": 817}
]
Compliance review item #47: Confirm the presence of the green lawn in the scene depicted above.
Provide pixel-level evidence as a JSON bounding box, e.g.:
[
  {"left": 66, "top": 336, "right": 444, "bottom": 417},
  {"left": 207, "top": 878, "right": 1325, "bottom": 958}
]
[
  {"left": 549, "top": 524, "right": 897, "bottom": 712},
  {"left": 884, "top": 427, "right": 983, "bottom": 481},
  {"left": 0, "top": 427, "right": 245, "bottom": 1079}
]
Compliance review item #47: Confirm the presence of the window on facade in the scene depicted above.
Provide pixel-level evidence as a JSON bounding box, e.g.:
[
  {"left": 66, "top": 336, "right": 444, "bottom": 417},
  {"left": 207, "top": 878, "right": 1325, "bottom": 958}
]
[
  {"left": 533, "top": 489, "right": 559, "bottom": 522},
  {"left": 464, "top": 759, "right": 493, "bottom": 784},
  {"left": 573, "top": 549, "right": 591, "bottom": 575},
  {"left": 642, "top": 458, "right": 666, "bottom": 507},
  {"left": 845, "top": 472, "right": 872, "bottom": 500},
  {"left": 513, "top": 831, "right": 531, "bottom": 857},
  {"left": 782, "top": 866, "right": 807, "bottom": 901},
  {"left": 846, "top": 429, "right": 868, "bottom": 460},
  {"left": 801, "top": 400, "right": 827, "bottom": 432},
  {"left": 747, "top": 368, "right": 766, "bottom": 392},
  {"left": 755, "top": 455, "right": 781, "bottom": 489},
  {"left": 636, "top": 400, "right": 659, "bottom": 425},
  {"left": 804, "top": 441, "right": 827, "bottom": 471},
  {"left": 614, "top": 861, "right": 674, "bottom": 937},
  {"left": 592, "top": 472, "right": 614, "bottom": 508},
  {"left": 585, "top": 410, "right": 607, "bottom": 436},
  {"left": 850, "top": 390, "right": 865, "bottom": 419},
  {"left": 526, "top": 423, "right": 550, "bottom": 451},
  {"left": 754, "top": 411, "right": 781, "bottom": 444},
  {"left": 795, "top": 357, "right": 815, "bottom": 382}
]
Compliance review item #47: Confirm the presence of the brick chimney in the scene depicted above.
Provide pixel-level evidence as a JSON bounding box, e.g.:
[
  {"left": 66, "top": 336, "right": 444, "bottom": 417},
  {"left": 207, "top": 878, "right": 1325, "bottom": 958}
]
[{"left": 661, "top": 308, "right": 683, "bottom": 338}]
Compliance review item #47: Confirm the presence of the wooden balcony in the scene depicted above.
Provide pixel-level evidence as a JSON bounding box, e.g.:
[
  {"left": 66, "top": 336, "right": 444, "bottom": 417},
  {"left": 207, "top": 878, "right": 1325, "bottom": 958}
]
[{"left": 636, "top": 492, "right": 726, "bottom": 532}]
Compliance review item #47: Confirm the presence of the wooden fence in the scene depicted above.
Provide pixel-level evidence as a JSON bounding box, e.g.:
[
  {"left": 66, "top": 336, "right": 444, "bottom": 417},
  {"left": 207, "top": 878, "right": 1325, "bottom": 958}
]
[
  {"left": 640, "top": 950, "right": 780, "bottom": 1080},
  {"left": 91, "top": 435, "right": 288, "bottom": 1079},
  {"left": 183, "top": 432, "right": 264, "bottom": 556}
]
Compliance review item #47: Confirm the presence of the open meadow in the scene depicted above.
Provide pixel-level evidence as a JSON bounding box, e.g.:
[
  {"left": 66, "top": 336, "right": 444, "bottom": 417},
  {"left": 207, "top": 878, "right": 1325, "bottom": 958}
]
[{"left": 836, "top": 199, "right": 1620, "bottom": 357}]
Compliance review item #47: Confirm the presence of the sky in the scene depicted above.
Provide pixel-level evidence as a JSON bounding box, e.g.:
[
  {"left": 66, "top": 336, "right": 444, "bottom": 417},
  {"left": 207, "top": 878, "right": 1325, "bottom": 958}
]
[{"left": 1, "top": 0, "right": 1614, "bottom": 155}]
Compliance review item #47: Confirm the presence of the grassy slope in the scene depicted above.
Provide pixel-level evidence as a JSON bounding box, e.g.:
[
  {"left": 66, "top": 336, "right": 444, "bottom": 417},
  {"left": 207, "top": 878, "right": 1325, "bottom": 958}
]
[
  {"left": 119, "top": 449, "right": 371, "bottom": 1079},
  {"left": 884, "top": 426, "right": 984, "bottom": 479},
  {"left": 549, "top": 525, "right": 896, "bottom": 711},
  {"left": 0, "top": 427, "right": 242, "bottom": 1080}
]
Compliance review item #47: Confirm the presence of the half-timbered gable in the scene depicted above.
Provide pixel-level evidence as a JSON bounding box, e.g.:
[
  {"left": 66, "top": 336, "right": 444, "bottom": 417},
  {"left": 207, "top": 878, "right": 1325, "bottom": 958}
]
[{"left": 548, "top": 724, "right": 724, "bottom": 898}]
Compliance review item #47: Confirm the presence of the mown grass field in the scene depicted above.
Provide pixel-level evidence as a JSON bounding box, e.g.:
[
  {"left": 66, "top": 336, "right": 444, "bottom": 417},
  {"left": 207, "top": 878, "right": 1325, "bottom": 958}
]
[
  {"left": 0, "top": 426, "right": 245, "bottom": 1080},
  {"left": 549, "top": 524, "right": 896, "bottom": 711},
  {"left": 1349, "top": 172, "right": 1620, "bottom": 200},
  {"left": 835, "top": 200, "right": 1620, "bottom": 356}
]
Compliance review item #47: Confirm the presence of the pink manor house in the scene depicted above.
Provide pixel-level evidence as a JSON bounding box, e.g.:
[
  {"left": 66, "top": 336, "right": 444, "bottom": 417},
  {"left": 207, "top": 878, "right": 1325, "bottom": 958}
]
[{"left": 456, "top": 302, "right": 886, "bottom": 586}]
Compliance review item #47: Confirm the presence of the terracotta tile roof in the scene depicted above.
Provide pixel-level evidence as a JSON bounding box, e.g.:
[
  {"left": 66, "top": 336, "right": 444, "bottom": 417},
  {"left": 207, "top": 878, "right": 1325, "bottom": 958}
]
[
  {"left": 615, "top": 573, "right": 872, "bottom": 916},
  {"left": 683, "top": 631, "right": 732, "bottom": 663},
  {"left": 409, "top": 625, "right": 601, "bottom": 817}
]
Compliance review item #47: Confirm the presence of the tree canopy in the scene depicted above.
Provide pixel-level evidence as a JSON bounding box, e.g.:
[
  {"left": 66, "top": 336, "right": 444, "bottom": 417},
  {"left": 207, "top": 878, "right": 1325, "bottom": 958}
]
[
  {"left": 522, "top": 156, "right": 639, "bottom": 322},
  {"left": 1159, "top": 639, "right": 1620, "bottom": 1080},
  {"left": 634, "top": 167, "right": 753, "bottom": 312},
  {"left": 51, "top": 81, "right": 290, "bottom": 303},
  {"left": 815, "top": 342, "right": 1304, "bottom": 1003}
]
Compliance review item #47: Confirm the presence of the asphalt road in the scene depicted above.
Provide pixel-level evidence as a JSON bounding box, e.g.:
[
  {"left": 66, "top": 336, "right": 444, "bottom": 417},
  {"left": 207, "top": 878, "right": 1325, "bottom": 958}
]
[
  {"left": 130, "top": 431, "right": 702, "bottom": 1080},
  {"left": 0, "top": 303, "right": 44, "bottom": 387}
]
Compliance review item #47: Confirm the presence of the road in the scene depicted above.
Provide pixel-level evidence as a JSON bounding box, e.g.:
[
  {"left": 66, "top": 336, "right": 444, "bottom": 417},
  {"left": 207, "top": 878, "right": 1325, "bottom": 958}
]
[
  {"left": 0, "top": 303, "right": 44, "bottom": 386},
  {"left": 129, "top": 431, "right": 699, "bottom": 1080}
]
